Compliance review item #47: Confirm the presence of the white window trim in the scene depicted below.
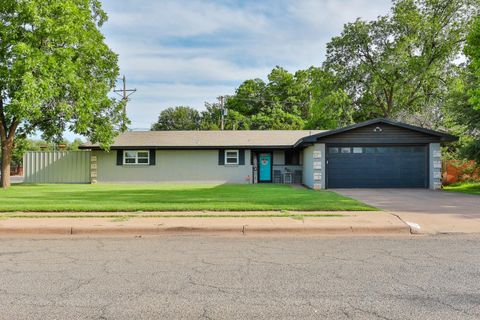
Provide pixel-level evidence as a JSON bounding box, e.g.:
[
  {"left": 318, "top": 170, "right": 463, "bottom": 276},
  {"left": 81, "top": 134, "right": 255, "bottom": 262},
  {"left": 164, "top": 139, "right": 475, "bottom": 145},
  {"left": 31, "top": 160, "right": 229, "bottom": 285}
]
[
  {"left": 225, "top": 149, "right": 239, "bottom": 165},
  {"left": 123, "top": 150, "right": 150, "bottom": 165}
]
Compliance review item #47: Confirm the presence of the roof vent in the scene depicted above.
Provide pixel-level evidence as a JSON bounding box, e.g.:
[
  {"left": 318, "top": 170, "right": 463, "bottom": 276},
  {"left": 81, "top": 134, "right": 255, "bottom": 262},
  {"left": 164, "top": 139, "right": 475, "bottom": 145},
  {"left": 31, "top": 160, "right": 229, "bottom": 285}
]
[{"left": 373, "top": 126, "right": 383, "bottom": 133}]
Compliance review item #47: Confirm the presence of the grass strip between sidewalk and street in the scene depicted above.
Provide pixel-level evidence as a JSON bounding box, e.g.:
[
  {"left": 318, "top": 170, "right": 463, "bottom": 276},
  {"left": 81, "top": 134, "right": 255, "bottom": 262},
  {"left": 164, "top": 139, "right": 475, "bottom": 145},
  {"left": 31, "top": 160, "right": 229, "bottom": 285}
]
[{"left": 0, "top": 213, "right": 346, "bottom": 219}]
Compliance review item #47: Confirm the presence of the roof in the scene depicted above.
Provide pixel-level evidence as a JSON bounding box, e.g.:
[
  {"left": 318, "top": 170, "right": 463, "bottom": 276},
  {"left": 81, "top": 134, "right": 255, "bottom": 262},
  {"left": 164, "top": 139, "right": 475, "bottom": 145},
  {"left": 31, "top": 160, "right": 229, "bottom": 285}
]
[
  {"left": 80, "top": 130, "right": 326, "bottom": 149},
  {"left": 80, "top": 118, "right": 458, "bottom": 150},
  {"left": 296, "top": 118, "right": 458, "bottom": 146}
]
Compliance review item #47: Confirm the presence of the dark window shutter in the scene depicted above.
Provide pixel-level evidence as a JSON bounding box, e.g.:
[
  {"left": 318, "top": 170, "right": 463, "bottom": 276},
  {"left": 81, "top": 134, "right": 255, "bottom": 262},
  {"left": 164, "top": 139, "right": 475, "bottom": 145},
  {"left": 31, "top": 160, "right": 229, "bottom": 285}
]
[
  {"left": 149, "top": 150, "right": 156, "bottom": 165},
  {"left": 218, "top": 150, "right": 225, "bottom": 165},
  {"left": 239, "top": 149, "right": 245, "bottom": 165},
  {"left": 116, "top": 150, "right": 123, "bottom": 165}
]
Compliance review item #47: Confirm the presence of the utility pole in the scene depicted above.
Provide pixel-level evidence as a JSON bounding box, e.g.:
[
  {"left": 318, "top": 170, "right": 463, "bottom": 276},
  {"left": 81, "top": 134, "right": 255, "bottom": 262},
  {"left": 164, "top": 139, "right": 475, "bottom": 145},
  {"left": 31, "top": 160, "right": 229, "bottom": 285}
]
[
  {"left": 114, "top": 75, "right": 137, "bottom": 126},
  {"left": 219, "top": 95, "right": 227, "bottom": 130}
]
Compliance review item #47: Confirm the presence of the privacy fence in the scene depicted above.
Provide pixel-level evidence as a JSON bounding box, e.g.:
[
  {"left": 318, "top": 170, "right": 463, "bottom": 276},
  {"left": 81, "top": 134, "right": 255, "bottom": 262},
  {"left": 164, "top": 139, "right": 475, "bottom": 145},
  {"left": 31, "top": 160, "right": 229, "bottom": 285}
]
[{"left": 23, "top": 151, "right": 91, "bottom": 184}]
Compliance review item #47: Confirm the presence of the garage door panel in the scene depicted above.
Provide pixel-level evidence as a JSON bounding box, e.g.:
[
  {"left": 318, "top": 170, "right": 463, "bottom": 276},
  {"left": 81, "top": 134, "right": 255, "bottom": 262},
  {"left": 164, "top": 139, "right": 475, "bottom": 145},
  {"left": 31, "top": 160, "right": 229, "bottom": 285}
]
[{"left": 327, "top": 146, "right": 427, "bottom": 188}]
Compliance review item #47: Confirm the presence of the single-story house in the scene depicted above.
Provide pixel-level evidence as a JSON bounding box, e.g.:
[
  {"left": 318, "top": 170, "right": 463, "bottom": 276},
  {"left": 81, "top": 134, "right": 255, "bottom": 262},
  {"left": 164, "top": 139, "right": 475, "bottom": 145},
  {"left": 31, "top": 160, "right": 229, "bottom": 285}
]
[{"left": 78, "top": 118, "right": 457, "bottom": 189}]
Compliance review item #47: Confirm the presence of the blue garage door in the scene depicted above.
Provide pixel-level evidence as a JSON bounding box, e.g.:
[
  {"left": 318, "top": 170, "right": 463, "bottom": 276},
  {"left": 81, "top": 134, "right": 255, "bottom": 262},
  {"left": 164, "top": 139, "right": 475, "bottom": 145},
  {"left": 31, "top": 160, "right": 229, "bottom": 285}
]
[{"left": 327, "top": 146, "right": 428, "bottom": 188}]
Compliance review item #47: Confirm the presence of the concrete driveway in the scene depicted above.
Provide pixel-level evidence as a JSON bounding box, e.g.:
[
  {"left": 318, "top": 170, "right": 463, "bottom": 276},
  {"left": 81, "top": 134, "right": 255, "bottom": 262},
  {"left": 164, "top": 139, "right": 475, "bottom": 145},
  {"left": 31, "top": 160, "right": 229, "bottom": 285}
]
[{"left": 333, "top": 189, "right": 480, "bottom": 234}]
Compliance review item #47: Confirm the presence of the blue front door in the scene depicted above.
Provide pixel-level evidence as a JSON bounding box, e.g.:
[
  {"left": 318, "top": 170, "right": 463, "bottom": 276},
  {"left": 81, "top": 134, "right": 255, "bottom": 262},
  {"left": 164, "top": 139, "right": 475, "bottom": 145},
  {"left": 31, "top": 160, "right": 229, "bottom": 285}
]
[{"left": 258, "top": 153, "right": 272, "bottom": 182}]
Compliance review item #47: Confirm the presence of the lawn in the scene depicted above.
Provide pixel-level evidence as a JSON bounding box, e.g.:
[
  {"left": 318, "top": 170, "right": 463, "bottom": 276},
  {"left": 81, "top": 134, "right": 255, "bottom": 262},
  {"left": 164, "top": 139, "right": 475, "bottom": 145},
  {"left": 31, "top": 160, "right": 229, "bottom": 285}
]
[
  {"left": 443, "top": 183, "right": 480, "bottom": 195},
  {"left": 0, "top": 184, "right": 376, "bottom": 212}
]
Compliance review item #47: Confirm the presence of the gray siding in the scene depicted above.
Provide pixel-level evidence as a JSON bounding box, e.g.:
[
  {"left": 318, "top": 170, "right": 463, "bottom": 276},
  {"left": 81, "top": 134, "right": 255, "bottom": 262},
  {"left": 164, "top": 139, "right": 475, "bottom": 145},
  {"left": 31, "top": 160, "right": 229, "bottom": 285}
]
[
  {"left": 302, "top": 146, "right": 314, "bottom": 188},
  {"left": 94, "top": 149, "right": 253, "bottom": 184},
  {"left": 317, "top": 123, "right": 440, "bottom": 144},
  {"left": 24, "top": 151, "right": 91, "bottom": 184}
]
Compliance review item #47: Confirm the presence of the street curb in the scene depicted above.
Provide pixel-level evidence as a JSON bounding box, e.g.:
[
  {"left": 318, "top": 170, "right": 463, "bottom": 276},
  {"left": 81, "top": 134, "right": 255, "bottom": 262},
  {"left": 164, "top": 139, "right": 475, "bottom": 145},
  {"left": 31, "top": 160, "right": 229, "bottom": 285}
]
[{"left": 0, "top": 225, "right": 411, "bottom": 236}]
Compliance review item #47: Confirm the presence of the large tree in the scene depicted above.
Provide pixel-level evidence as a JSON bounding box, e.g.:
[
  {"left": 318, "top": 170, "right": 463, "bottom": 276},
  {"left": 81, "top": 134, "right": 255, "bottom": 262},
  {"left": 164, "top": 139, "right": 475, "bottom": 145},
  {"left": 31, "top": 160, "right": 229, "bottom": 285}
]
[
  {"left": 445, "top": 16, "right": 480, "bottom": 162},
  {"left": 0, "top": 0, "right": 125, "bottom": 188},
  {"left": 151, "top": 106, "right": 201, "bottom": 131},
  {"left": 324, "top": 0, "right": 478, "bottom": 122}
]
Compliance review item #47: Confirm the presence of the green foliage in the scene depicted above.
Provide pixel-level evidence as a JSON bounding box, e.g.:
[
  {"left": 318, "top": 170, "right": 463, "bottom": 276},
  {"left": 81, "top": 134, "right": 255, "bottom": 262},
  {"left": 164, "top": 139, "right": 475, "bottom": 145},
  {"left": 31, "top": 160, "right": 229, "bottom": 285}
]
[
  {"left": 151, "top": 106, "right": 201, "bottom": 130},
  {"left": 465, "top": 16, "right": 480, "bottom": 109},
  {"left": 324, "top": 0, "right": 478, "bottom": 121},
  {"left": 194, "top": 66, "right": 346, "bottom": 130},
  {"left": 306, "top": 67, "right": 353, "bottom": 129},
  {"left": 0, "top": 0, "right": 125, "bottom": 186},
  {"left": 444, "top": 15, "right": 480, "bottom": 162}
]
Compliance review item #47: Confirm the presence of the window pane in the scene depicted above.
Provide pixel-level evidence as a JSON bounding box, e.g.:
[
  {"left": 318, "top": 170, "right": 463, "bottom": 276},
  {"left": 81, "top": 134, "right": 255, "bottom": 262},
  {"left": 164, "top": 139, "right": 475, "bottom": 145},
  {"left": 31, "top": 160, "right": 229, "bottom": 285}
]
[
  {"left": 125, "top": 151, "right": 136, "bottom": 158},
  {"left": 226, "top": 151, "right": 238, "bottom": 157},
  {"left": 125, "top": 158, "right": 136, "bottom": 164},
  {"left": 137, "top": 151, "right": 149, "bottom": 158},
  {"left": 365, "top": 147, "right": 376, "bottom": 153},
  {"left": 285, "top": 151, "right": 300, "bottom": 165},
  {"left": 329, "top": 148, "right": 339, "bottom": 154},
  {"left": 341, "top": 148, "right": 351, "bottom": 153},
  {"left": 226, "top": 157, "right": 238, "bottom": 164},
  {"left": 137, "top": 158, "right": 149, "bottom": 164},
  {"left": 353, "top": 147, "right": 363, "bottom": 153}
]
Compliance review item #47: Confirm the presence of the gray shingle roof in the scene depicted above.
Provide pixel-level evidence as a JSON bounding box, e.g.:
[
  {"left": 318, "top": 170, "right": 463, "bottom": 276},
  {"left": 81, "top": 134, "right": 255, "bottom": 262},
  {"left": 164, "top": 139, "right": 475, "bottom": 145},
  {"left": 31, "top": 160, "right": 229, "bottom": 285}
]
[{"left": 80, "top": 130, "right": 326, "bottom": 149}]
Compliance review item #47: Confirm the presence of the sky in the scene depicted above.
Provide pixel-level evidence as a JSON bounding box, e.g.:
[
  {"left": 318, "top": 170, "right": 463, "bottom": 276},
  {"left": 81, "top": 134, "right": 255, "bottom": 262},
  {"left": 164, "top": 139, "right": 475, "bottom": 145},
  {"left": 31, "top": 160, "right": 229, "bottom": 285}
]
[{"left": 67, "top": 0, "right": 392, "bottom": 139}]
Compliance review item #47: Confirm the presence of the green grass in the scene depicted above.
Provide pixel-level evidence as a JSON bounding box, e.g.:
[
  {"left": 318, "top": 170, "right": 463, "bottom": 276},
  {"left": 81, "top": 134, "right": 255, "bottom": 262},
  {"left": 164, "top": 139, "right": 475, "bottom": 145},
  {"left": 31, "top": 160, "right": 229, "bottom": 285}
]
[
  {"left": 0, "top": 183, "right": 376, "bottom": 212},
  {"left": 0, "top": 213, "right": 344, "bottom": 219},
  {"left": 443, "top": 182, "right": 480, "bottom": 195}
]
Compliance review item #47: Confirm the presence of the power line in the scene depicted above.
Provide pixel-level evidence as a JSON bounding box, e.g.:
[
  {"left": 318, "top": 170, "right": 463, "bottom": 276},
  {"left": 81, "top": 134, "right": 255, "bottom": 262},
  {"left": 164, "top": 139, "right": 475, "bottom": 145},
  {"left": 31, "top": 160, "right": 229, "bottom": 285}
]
[{"left": 222, "top": 95, "right": 310, "bottom": 106}]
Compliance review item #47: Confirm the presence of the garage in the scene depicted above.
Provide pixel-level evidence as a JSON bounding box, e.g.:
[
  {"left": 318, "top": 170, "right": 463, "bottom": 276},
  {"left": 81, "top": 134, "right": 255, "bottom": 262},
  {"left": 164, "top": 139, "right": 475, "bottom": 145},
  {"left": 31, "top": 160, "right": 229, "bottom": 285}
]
[
  {"left": 326, "top": 145, "right": 428, "bottom": 188},
  {"left": 298, "top": 118, "right": 458, "bottom": 190}
]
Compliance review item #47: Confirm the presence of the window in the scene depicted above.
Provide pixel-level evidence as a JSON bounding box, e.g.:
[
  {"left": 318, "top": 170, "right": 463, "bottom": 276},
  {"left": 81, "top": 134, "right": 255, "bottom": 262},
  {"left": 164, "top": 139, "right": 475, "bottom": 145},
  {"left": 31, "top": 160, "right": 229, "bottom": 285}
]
[
  {"left": 123, "top": 150, "right": 150, "bottom": 165},
  {"left": 329, "top": 147, "right": 339, "bottom": 154},
  {"left": 225, "top": 150, "right": 239, "bottom": 165},
  {"left": 353, "top": 147, "right": 363, "bottom": 153},
  {"left": 341, "top": 147, "right": 351, "bottom": 153},
  {"left": 285, "top": 150, "right": 300, "bottom": 165}
]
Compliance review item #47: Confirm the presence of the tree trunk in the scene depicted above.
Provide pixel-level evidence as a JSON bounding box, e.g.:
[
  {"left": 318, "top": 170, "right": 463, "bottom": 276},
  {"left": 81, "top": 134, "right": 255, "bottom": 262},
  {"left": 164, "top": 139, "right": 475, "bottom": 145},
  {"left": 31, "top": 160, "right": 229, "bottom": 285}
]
[{"left": 1, "top": 140, "right": 13, "bottom": 189}]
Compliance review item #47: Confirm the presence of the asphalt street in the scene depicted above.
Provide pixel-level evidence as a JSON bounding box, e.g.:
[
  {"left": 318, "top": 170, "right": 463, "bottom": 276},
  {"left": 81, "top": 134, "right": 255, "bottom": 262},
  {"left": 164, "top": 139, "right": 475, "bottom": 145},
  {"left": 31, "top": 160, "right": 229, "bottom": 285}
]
[{"left": 1, "top": 235, "right": 480, "bottom": 319}]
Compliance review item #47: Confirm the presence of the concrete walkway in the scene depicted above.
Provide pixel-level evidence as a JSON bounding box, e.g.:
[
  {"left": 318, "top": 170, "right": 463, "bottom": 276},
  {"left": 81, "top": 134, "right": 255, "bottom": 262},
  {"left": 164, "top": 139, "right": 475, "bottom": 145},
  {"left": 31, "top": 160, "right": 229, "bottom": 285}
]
[
  {"left": 0, "top": 212, "right": 409, "bottom": 236},
  {"left": 334, "top": 189, "right": 480, "bottom": 234}
]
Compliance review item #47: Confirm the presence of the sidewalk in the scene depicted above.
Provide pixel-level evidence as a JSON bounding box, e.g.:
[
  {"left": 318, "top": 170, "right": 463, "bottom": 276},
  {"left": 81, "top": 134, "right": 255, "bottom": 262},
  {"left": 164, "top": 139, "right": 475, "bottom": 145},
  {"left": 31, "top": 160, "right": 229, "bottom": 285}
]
[
  {"left": 393, "top": 212, "right": 480, "bottom": 235},
  {"left": 0, "top": 212, "right": 410, "bottom": 236}
]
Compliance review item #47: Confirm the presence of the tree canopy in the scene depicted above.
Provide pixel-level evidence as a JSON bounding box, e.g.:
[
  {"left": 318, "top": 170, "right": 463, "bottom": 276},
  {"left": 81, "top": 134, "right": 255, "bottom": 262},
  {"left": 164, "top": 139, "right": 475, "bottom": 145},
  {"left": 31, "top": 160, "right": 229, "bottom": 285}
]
[
  {"left": 0, "top": 0, "right": 125, "bottom": 187},
  {"left": 151, "top": 106, "right": 201, "bottom": 131},
  {"left": 444, "top": 16, "right": 480, "bottom": 162},
  {"left": 324, "top": 0, "right": 477, "bottom": 122}
]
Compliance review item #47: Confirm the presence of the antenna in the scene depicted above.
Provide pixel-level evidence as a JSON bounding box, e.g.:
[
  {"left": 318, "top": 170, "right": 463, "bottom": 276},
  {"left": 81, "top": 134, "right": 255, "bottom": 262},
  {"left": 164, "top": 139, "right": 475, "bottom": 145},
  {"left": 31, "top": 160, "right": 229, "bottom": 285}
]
[{"left": 114, "top": 75, "right": 137, "bottom": 126}]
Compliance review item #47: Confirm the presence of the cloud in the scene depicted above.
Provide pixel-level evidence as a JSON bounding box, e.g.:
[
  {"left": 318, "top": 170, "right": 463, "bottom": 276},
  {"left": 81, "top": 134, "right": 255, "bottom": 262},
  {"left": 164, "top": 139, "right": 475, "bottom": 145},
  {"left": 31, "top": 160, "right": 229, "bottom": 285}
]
[{"left": 96, "top": 0, "right": 392, "bottom": 131}]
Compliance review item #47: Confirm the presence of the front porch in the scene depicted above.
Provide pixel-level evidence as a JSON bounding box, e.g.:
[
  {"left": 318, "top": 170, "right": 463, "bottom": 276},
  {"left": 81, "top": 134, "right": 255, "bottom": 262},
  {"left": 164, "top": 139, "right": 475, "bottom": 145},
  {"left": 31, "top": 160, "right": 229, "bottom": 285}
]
[{"left": 251, "top": 150, "right": 303, "bottom": 184}]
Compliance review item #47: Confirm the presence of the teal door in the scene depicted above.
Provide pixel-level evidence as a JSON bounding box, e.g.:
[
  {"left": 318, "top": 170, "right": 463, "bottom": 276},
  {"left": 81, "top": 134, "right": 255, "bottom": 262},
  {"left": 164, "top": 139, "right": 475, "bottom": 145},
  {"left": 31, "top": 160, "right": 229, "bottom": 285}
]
[{"left": 258, "top": 153, "right": 272, "bottom": 182}]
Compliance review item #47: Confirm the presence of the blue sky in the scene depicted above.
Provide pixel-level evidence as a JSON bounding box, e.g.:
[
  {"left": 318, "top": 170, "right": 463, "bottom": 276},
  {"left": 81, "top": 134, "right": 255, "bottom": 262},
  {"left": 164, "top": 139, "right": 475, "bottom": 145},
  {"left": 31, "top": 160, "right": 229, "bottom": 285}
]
[{"left": 83, "top": 0, "right": 392, "bottom": 135}]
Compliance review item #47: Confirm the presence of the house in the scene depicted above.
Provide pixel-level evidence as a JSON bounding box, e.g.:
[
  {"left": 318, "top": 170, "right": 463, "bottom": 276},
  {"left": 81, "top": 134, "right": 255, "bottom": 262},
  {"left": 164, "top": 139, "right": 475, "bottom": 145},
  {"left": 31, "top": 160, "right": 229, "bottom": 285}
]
[{"left": 77, "top": 118, "right": 457, "bottom": 189}]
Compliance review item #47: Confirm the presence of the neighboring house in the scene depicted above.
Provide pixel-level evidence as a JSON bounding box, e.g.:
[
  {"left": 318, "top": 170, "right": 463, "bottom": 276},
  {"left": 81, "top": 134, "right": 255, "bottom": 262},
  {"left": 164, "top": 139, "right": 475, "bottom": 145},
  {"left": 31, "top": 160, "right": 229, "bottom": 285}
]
[{"left": 73, "top": 118, "right": 456, "bottom": 189}]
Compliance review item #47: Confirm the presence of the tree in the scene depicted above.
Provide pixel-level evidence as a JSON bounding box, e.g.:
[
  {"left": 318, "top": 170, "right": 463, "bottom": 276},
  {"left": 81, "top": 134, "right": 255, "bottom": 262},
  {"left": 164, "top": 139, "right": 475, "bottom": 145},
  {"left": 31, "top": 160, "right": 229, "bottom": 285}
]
[
  {"left": 306, "top": 67, "right": 353, "bottom": 129},
  {"left": 0, "top": 0, "right": 125, "bottom": 188},
  {"left": 324, "top": 0, "right": 478, "bottom": 122},
  {"left": 445, "top": 16, "right": 480, "bottom": 162},
  {"left": 151, "top": 106, "right": 201, "bottom": 131},
  {"left": 466, "top": 15, "right": 480, "bottom": 109}
]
